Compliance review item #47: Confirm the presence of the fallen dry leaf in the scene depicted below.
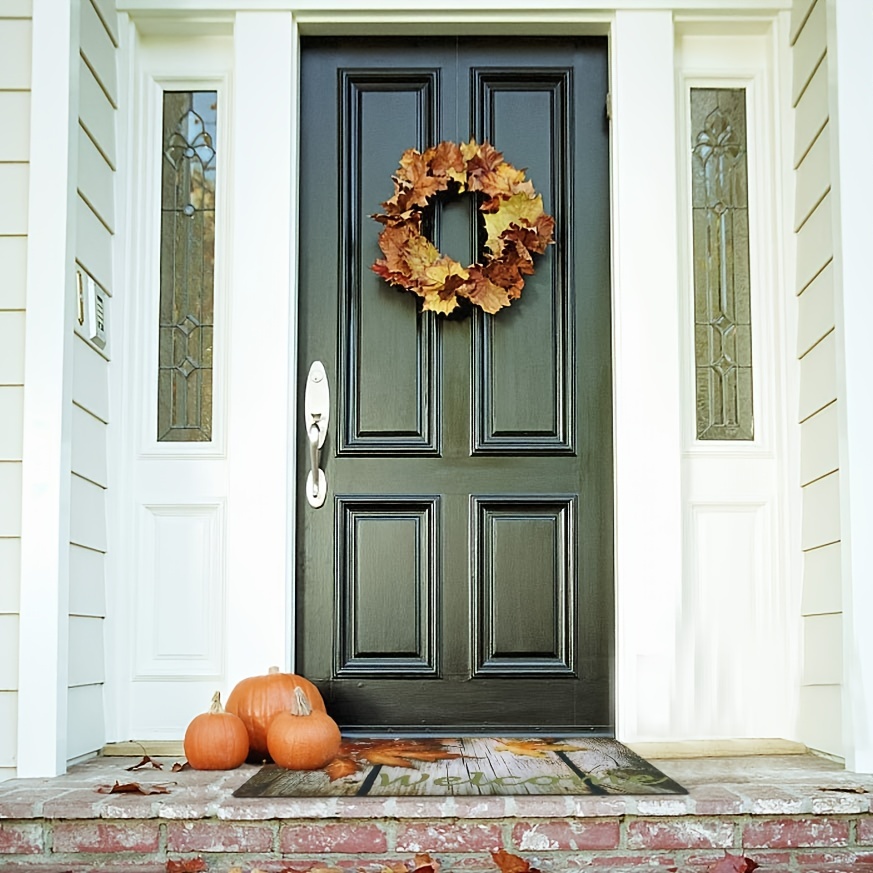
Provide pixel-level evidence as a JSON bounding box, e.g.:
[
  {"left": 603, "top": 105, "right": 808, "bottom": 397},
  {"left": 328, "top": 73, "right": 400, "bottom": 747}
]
[
  {"left": 96, "top": 780, "right": 172, "bottom": 795},
  {"left": 126, "top": 754, "right": 164, "bottom": 771},
  {"left": 491, "top": 849, "right": 541, "bottom": 873},
  {"left": 493, "top": 739, "right": 586, "bottom": 759},
  {"left": 707, "top": 851, "right": 759, "bottom": 873},
  {"left": 325, "top": 755, "right": 361, "bottom": 782},
  {"left": 413, "top": 852, "right": 440, "bottom": 873},
  {"left": 171, "top": 761, "right": 192, "bottom": 772},
  {"left": 166, "top": 858, "right": 207, "bottom": 872},
  {"left": 820, "top": 785, "right": 869, "bottom": 794}
]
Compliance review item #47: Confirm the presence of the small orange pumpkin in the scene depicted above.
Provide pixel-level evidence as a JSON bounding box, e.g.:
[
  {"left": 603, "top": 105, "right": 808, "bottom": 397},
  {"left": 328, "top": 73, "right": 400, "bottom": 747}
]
[
  {"left": 225, "top": 666, "right": 326, "bottom": 759},
  {"left": 183, "top": 691, "right": 249, "bottom": 770},
  {"left": 267, "top": 686, "right": 342, "bottom": 770}
]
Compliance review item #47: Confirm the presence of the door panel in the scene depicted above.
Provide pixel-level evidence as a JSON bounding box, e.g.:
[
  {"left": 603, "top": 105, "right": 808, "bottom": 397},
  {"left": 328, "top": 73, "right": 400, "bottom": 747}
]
[{"left": 298, "top": 37, "right": 612, "bottom": 732}]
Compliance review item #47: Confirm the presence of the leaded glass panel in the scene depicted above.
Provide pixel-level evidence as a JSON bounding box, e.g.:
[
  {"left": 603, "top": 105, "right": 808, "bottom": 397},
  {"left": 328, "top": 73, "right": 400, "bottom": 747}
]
[
  {"left": 157, "top": 91, "right": 217, "bottom": 442},
  {"left": 691, "top": 88, "right": 754, "bottom": 441}
]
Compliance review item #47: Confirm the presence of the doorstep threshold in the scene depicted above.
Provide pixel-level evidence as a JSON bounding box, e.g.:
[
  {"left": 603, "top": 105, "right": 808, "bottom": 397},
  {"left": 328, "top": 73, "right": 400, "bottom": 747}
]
[{"left": 101, "top": 737, "right": 808, "bottom": 759}]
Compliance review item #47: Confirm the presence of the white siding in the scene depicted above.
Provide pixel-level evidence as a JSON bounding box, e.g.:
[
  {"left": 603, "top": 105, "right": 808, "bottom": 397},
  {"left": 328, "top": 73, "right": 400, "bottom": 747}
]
[
  {"left": 0, "top": 3, "right": 30, "bottom": 782},
  {"left": 0, "top": 19, "right": 31, "bottom": 90},
  {"left": 793, "top": 0, "right": 841, "bottom": 758},
  {"left": 0, "top": 237, "right": 27, "bottom": 310},
  {"left": 66, "top": 0, "right": 118, "bottom": 762}
]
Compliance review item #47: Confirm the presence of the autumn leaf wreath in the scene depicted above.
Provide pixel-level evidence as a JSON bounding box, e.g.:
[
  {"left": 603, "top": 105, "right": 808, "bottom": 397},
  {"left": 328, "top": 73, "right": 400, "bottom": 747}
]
[{"left": 371, "top": 139, "right": 555, "bottom": 316}]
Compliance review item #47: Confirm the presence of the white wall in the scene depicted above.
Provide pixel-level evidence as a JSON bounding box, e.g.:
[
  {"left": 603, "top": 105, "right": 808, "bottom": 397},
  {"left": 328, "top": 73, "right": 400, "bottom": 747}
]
[
  {"left": 791, "top": 0, "right": 842, "bottom": 759},
  {"left": 0, "top": 0, "right": 32, "bottom": 784}
]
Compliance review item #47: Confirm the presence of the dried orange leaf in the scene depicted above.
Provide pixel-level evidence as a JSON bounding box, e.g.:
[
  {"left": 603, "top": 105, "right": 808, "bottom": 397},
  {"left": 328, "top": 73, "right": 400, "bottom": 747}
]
[
  {"left": 126, "top": 755, "right": 164, "bottom": 771},
  {"left": 97, "top": 780, "right": 172, "bottom": 795},
  {"left": 491, "top": 850, "right": 541, "bottom": 873},
  {"left": 459, "top": 273, "right": 512, "bottom": 315},
  {"left": 414, "top": 852, "right": 441, "bottom": 873},
  {"left": 707, "top": 851, "right": 759, "bottom": 873},
  {"left": 325, "top": 756, "right": 360, "bottom": 781}
]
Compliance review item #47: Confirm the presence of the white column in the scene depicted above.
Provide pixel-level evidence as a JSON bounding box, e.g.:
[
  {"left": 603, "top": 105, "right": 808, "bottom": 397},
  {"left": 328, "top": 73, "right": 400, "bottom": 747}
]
[
  {"left": 826, "top": 0, "right": 873, "bottom": 774},
  {"left": 226, "top": 12, "right": 295, "bottom": 684},
  {"left": 17, "top": 0, "right": 80, "bottom": 776},
  {"left": 611, "top": 10, "right": 684, "bottom": 741}
]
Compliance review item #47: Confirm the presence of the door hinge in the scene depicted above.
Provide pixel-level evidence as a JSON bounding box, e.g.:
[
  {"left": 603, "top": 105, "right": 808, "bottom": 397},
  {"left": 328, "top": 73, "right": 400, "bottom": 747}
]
[{"left": 605, "top": 92, "right": 612, "bottom": 121}]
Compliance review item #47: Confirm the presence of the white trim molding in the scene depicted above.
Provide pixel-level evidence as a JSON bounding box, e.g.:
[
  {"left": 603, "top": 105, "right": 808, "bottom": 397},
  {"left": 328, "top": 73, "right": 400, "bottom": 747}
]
[
  {"left": 826, "top": 0, "right": 873, "bottom": 775},
  {"left": 18, "top": 0, "right": 81, "bottom": 777},
  {"left": 610, "top": 9, "right": 684, "bottom": 741}
]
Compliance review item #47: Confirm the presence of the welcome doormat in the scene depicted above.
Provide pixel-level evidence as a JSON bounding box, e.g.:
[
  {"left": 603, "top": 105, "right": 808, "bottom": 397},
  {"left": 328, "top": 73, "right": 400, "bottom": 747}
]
[{"left": 233, "top": 737, "right": 686, "bottom": 797}]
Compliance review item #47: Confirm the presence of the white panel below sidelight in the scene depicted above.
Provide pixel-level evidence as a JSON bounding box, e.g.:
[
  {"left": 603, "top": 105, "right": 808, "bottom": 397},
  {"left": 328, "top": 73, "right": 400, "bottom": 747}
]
[
  {"left": 682, "top": 502, "right": 777, "bottom": 737},
  {"left": 134, "top": 502, "right": 225, "bottom": 679}
]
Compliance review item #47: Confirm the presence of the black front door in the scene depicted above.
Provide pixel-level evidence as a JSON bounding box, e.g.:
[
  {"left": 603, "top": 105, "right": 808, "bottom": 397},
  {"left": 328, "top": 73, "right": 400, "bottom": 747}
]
[{"left": 296, "top": 36, "right": 613, "bottom": 733}]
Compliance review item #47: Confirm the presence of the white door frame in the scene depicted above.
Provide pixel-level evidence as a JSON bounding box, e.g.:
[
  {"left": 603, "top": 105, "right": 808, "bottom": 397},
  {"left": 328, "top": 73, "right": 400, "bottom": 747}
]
[
  {"left": 230, "top": 6, "right": 687, "bottom": 744},
  {"left": 112, "top": 1, "right": 797, "bottom": 747}
]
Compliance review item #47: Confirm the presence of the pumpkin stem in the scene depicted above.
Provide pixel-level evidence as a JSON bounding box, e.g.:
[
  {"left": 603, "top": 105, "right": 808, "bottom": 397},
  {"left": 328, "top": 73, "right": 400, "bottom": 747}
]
[
  {"left": 209, "top": 691, "right": 225, "bottom": 715},
  {"left": 268, "top": 666, "right": 280, "bottom": 675},
  {"left": 290, "top": 686, "right": 313, "bottom": 717}
]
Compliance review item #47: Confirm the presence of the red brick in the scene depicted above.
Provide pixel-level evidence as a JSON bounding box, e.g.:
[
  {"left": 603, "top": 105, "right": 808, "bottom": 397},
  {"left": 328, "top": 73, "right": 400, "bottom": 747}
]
[
  {"left": 167, "top": 821, "right": 274, "bottom": 853},
  {"left": 51, "top": 821, "right": 160, "bottom": 853},
  {"left": 742, "top": 818, "right": 850, "bottom": 849},
  {"left": 0, "top": 822, "right": 43, "bottom": 854},
  {"left": 279, "top": 822, "right": 388, "bottom": 854},
  {"left": 395, "top": 822, "right": 502, "bottom": 853},
  {"left": 679, "top": 850, "right": 790, "bottom": 873},
  {"left": 627, "top": 819, "right": 735, "bottom": 850},
  {"left": 512, "top": 820, "right": 620, "bottom": 851},
  {"left": 859, "top": 819, "right": 873, "bottom": 845},
  {"left": 795, "top": 850, "right": 873, "bottom": 865},
  {"left": 795, "top": 864, "right": 873, "bottom": 873}
]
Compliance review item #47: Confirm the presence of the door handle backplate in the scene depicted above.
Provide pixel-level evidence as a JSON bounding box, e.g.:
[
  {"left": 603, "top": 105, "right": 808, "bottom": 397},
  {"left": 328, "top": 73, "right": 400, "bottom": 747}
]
[{"left": 304, "top": 361, "right": 329, "bottom": 508}]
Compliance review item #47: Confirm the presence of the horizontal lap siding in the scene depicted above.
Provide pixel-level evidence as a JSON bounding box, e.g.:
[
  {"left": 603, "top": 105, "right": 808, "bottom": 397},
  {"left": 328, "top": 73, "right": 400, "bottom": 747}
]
[
  {"left": 0, "top": 6, "right": 30, "bottom": 781},
  {"left": 792, "top": 0, "right": 841, "bottom": 758},
  {"left": 67, "top": 0, "right": 118, "bottom": 763}
]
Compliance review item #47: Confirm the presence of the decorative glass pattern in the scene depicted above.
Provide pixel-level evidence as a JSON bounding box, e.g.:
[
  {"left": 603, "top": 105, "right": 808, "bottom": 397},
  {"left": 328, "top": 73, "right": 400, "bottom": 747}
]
[
  {"left": 691, "top": 88, "right": 754, "bottom": 440},
  {"left": 157, "top": 91, "right": 217, "bottom": 442}
]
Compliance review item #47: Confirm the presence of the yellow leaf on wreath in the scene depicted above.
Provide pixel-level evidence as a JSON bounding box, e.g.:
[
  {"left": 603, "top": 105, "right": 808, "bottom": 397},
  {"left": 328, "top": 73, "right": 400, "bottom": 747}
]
[
  {"left": 422, "top": 289, "right": 460, "bottom": 315},
  {"left": 483, "top": 193, "right": 546, "bottom": 255}
]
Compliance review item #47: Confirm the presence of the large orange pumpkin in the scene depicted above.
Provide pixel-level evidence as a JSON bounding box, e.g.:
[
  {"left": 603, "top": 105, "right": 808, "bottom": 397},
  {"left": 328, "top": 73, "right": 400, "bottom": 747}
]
[
  {"left": 183, "top": 691, "right": 249, "bottom": 770},
  {"left": 267, "top": 686, "right": 342, "bottom": 770},
  {"left": 225, "top": 666, "right": 326, "bottom": 759}
]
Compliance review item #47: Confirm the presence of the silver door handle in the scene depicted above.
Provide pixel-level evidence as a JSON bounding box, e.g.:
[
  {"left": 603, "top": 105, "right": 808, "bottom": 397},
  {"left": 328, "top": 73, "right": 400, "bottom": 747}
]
[{"left": 304, "top": 361, "right": 329, "bottom": 508}]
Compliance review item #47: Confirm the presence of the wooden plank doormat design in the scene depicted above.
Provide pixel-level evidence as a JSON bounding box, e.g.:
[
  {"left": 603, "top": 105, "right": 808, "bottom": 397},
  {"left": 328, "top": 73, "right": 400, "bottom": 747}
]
[{"left": 233, "top": 737, "right": 687, "bottom": 797}]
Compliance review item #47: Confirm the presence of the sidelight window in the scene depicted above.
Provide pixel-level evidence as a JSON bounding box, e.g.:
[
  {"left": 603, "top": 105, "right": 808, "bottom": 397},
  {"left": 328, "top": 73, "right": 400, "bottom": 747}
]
[
  {"left": 690, "top": 87, "right": 754, "bottom": 441},
  {"left": 157, "top": 91, "right": 217, "bottom": 442}
]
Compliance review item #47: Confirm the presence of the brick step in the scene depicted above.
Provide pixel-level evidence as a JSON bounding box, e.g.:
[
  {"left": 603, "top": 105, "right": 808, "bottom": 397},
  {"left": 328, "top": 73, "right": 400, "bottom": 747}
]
[
  {"left": 3, "top": 815, "right": 873, "bottom": 872},
  {"left": 3, "top": 755, "right": 873, "bottom": 872}
]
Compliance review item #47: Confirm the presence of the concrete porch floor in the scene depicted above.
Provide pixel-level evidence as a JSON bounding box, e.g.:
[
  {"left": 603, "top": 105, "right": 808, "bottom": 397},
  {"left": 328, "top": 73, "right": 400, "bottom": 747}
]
[{"left": 1, "top": 750, "right": 873, "bottom": 871}]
